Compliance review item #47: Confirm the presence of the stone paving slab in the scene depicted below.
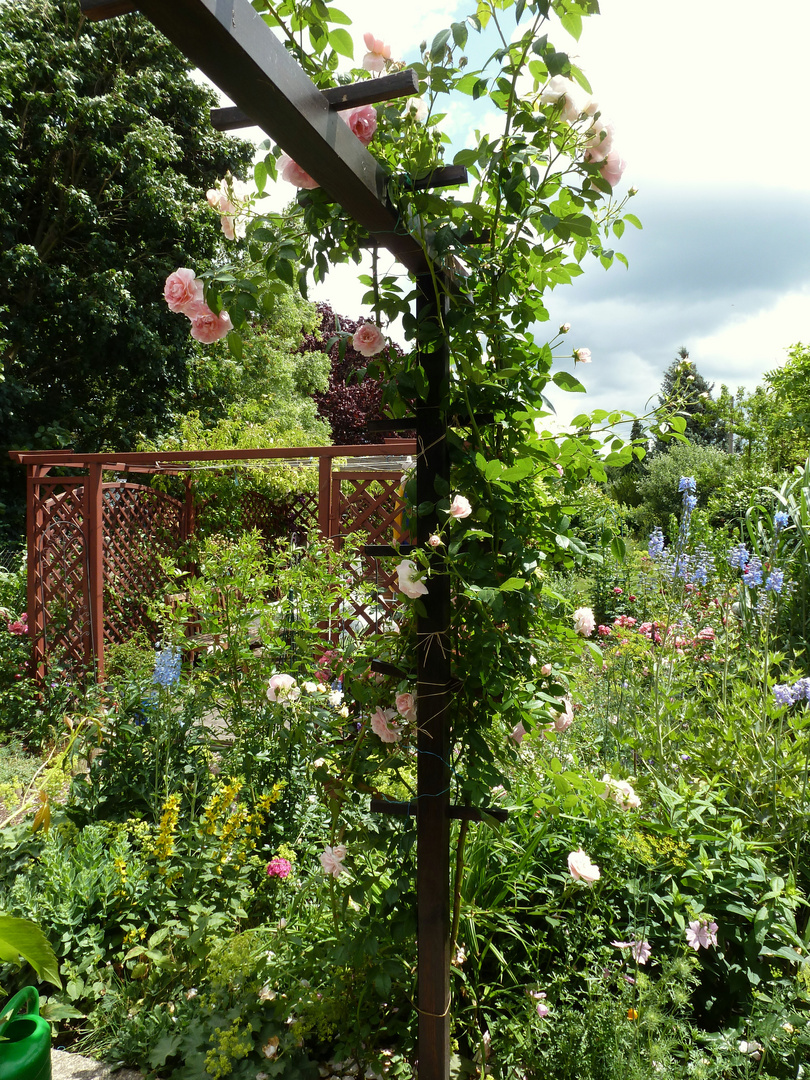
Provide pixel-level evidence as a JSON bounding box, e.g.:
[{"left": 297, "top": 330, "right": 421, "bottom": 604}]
[{"left": 51, "top": 1049, "right": 143, "bottom": 1080}]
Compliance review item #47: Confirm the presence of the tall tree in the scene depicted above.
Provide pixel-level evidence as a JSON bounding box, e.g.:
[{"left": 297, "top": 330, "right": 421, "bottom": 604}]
[
  {"left": 0, "top": 0, "right": 253, "bottom": 538},
  {"left": 655, "top": 347, "right": 726, "bottom": 451}
]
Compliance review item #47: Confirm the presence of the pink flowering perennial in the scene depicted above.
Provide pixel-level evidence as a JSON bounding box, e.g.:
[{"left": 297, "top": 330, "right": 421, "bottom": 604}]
[{"left": 320, "top": 844, "right": 347, "bottom": 878}]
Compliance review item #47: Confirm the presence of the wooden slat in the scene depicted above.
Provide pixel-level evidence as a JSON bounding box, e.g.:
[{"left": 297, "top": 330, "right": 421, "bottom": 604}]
[
  {"left": 210, "top": 69, "right": 420, "bottom": 129},
  {"left": 81, "top": 0, "right": 137, "bottom": 18}
]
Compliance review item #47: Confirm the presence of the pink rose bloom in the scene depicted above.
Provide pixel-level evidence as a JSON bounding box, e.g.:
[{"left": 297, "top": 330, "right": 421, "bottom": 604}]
[
  {"left": 574, "top": 348, "right": 592, "bottom": 364},
  {"left": 510, "top": 721, "right": 526, "bottom": 744},
  {"left": 540, "top": 663, "right": 552, "bottom": 676},
  {"left": 189, "top": 307, "right": 233, "bottom": 344},
  {"left": 584, "top": 118, "right": 615, "bottom": 163},
  {"left": 8, "top": 615, "right": 28, "bottom": 635},
  {"left": 352, "top": 321, "right": 386, "bottom": 357},
  {"left": 371, "top": 706, "right": 401, "bottom": 743},
  {"left": 278, "top": 153, "right": 319, "bottom": 190},
  {"left": 448, "top": 495, "right": 472, "bottom": 519},
  {"left": 164, "top": 268, "right": 204, "bottom": 314},
  {"left": 600, "top": 150, "right": 627, "bottom": 188},
  {"left": 567, "top": 848, "right": 601, "bottom": 884},
  {"left": 343, "top": 105, "right": 377, "bottom": 146},
  {"left": 320, "top": 844, "right": 347, "bottom": 877},
  {"left": 363, "top": 32, "right": 391, "bottom": 73},
  {"left": 559, "top": 322, "right": 571, "bottom": 333},
  {"left": 539, "top": 76, "right": 583, "bottom": 123},
  {"left": 573, "top": 607, "right": 595, "bottom": 636},
  {"left": 396, "top": 559, "right": 428, "bottom": 599},
  {"left": 267, "top": 673, "right": 300, "bottom": 704},
  {"left": 427, "top": 534, "right": 443, "bottom": 548},
  {"left": 395, "top": 692, "right": 416, "bottom": 723},
  {"left": 266, "top": 857, "right": 292, "bottom": 878},
  {"left": 552, "top": 695, "right": 574, "bottom": 732}
]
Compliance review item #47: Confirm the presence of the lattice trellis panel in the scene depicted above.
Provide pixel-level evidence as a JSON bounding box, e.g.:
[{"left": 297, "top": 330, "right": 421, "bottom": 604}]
[
  {"left": 331, "top": 471, "right": 410, "bottom": 636},
  {"left": 31, "top": 480, "right": 91, "bottom": 673},
  {"left": 102, "top": 483, "right": 184, "bottom": 645},
  {"left": 239, "top": 489, "right": 319, "bottom": 547}
]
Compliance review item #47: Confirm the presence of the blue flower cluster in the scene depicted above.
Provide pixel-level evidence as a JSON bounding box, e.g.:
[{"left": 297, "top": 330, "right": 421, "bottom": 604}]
[
  {"left": 742, "top": 555, "right": 763, "bottom": 588},
  {"left": 774, "top": 510, "right": 789, "bottom": 533},
  {"left": 773, "top": 677, "right": 810, "bottom": 707},
  {"left": 153, "top": 645, "right": 182, "bottom": 688},
  {"left": 646, "top": 481, "right": 715, "bottom": 587}
]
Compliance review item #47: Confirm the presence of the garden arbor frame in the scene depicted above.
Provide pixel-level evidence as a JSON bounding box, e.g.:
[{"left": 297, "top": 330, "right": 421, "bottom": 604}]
[{"left": 80, "top": 2, "right": 468, "bottom": 1074}]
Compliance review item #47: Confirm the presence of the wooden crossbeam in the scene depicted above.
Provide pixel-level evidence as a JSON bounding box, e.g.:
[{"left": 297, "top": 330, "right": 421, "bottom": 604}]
[
  {"left": 210, "top": 69, "right": 420, "bottom": 129},
  {"left": 370, "top": 799, "right": 509, "bottom": 823},
  {"left": 79, "top": 0, "right": 434, "bottom": 275}
]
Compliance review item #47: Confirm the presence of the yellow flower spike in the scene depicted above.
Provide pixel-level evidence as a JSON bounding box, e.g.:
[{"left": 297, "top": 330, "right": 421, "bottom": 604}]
[{"left": 32, "top": 790, "right": 51, "bottom": 833}]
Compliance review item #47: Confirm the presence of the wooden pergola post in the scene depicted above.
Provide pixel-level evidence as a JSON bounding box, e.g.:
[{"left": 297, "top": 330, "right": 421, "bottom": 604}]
[{"left": 415, "top": 278, "right": 451, "bottom": 1075}]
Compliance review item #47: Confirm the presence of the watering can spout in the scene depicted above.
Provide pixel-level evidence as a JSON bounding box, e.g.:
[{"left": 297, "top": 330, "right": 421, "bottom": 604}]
[{"left": 0, "top": 986, "right": 52, "bottom": 1080}]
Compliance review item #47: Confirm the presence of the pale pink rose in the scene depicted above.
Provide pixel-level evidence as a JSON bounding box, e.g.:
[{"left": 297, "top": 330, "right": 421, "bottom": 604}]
[
  {"left": 427, "top": 534, "right": 443, "bottom": 548},
  {"left": 395, "top": 693, "right": 416, "bottom": 723},
  {"left": 267, "top": 673, "right": 300, "bottom": 704},
  {"left": 371, "top": 706, "right": 401, "bottom": 743},
  {"left": 363, "top": 32, "right": 391, "bottom": 73},
  {"left": 352, "top": 321, "right": 386, "bottom": 357},
  {"left": 552, "top": 695, "right": 574, "bottom": 732},
  {"left": 559, "top": 322, "right": 571, "bottom": 334},
  {"left": 600, "top": 150, "right": 627, "bottom": 188},
  {"left": 189, "top": 307, "right": 233, "bottom": 344},
  {"left": 540, "top": 663, "right": 552, "bottom": 676},
  {"left": 164, "top": 268, "right": 204, "bottom": 314},
  {"left": 405, "top": 97, "right": 428, "bottom": 123},
  {"left": 343, "top": 105, "right": 377, "bottom": 146},
  {"left": 396, "top": 558, "right": 428, "bottom": 599},
  {"left": 573, "top": 607, "right": 595, "bottom": 636},
  {"left": 206, "top": 174, "right": 251, "bottom": 240},
  {"left": 539, "top": 76, "right": 583, "bottom": 123},
  {"left": 567, "top": 848, "right": 600, "bottom": 884},
  {"left": 510, "top": 721, "right": 526, "bottom": 744},
  {"left": 574, "top": 348, "right": 592, "bottom": 364},
  {"left": 320, "top": 844, "right": 347, "bottom": 877},
  {"left": 584, "top": 118, "right": 615, "bottom": 163},
  {"left": 448, "top": 495, "right": 472, "bottom": 519},
  {"left": 278, "top": 153, "right": 319, "bottom": 190}
]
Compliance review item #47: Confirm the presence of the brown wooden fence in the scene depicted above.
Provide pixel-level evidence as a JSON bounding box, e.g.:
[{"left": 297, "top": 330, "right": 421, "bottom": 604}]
[{"left": 9, "top": 443, "right": 415, "bottom": 680}]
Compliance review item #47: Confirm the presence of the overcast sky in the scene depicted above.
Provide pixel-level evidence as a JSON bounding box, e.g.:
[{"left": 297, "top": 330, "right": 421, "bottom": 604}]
[{"left": 235, "top": 0, "right": 810, "bottom": 425}]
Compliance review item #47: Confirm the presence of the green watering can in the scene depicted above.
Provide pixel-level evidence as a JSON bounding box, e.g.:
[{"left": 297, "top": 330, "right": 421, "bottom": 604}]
[{"left": 0, "top": 986, "right": 51, "bottom": 1080}]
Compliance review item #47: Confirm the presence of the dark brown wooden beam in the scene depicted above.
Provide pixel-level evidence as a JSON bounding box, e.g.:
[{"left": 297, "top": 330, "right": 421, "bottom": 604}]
[
  {"left": 408, "top": 166, "right": 468, "bottom": 191},
  {"left": 81, "top": 0, "right": 137, "bottom": 18},
  {"left": 210, "top": 69, "right": 420, "bottom": 129},
  {"left": 370, "top": 799, "right": 509, "bottom": 823},
  {"left": 118, "top": 0, "right": 432, "bottom": 276}
]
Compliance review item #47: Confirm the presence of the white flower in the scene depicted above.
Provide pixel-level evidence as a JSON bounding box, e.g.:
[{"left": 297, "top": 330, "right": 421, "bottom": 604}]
[
  {"left": 405, "top": 96, "right": 428, "bottom": 122},
  {"left": 448, "top": 494, "right": 472, "bottom": 519},
  {"left": 396, "top": 559, "right": 428, "bottom": 599},
  {"left": 320, "top": 844, "right": 347, "bottom": 877},
  {"left": 572, "top": 607, "right": 595, "bottom": 636},
  {"left": 267, "top": 673, "right": 300, "bottom": 704}
]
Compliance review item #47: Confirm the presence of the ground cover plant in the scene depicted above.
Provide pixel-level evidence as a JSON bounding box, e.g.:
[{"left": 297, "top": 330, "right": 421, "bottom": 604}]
[{"left": 2, "top": 0, "right": 810, "bottom": 1078}]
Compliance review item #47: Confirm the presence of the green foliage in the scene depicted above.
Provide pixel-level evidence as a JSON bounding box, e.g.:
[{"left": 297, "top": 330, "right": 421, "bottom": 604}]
[
  {"left": 631, "top": 442, "right": 736, "bottom": 538},
  {"left": 0, "top": 0, "right": 253, "bottom": 539},
  {"left": 655, "top": 349, "right": 727, "bottom": 450}
]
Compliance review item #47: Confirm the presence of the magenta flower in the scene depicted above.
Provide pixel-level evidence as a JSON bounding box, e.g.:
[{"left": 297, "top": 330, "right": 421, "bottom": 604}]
[{"left": 267, "top": 857, "right": 292, "bottom": 879}]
